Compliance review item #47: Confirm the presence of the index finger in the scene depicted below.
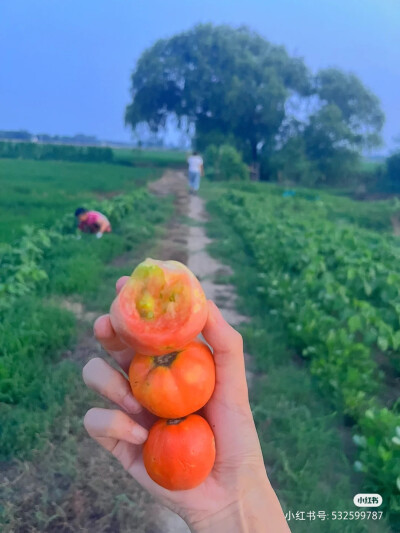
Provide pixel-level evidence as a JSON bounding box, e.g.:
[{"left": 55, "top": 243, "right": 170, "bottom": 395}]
[
  {"left": 93, "top": 276, "right": 132, "bottom": 372},
  {"left": 116, "top": 276, "right": 130, "bottom": 294},
  {"left": 94, "top": 314, "right": 134, "bottom": 374}
]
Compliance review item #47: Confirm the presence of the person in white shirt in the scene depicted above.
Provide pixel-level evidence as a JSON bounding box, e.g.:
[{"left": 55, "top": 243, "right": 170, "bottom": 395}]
[{"left": 187, "top": 150, "right": 204, "bottom": 194}]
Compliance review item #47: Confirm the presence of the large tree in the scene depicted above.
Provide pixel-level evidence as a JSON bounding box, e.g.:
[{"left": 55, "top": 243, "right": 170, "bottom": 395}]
[{"left": 125, "top": 24, "right": 311, "bottom": 162}]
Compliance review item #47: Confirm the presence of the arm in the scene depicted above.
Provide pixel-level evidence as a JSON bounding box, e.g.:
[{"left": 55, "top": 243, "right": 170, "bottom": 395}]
[
  {"left": 95, "top": 214, "right": 111, "bottom": 236},
  {"left": 98, "top": 219, "right": 110, "bottom": 233}
]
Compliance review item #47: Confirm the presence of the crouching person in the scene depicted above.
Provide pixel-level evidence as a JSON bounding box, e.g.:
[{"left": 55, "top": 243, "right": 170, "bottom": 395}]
[{"left": 75, "top": 207, "right": 112, "bottom": 238}]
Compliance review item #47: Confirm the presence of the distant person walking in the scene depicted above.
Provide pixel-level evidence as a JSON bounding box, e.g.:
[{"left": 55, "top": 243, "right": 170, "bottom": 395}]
[
  {"left": 75, "top": 207, "right": 111, "bottom": 238},
  {"left": 187, "top": 150, "right": 204, "bottom": 194}
]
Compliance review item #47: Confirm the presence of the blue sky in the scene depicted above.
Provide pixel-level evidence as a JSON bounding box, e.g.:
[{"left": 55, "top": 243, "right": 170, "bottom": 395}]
[{"left": 1, "top": 0, "right": 399, "bottom": 153}]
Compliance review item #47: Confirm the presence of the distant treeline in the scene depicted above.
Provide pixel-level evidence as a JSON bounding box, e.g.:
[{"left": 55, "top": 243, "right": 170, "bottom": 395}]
[
  {"left": 0, "top": 141, "right": 114, "bottom": 163},
  {"left": 0, "top": 130, "right": 100, "bottom": 145}
]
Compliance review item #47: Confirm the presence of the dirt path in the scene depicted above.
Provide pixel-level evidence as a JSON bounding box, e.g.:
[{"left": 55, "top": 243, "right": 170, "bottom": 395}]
[
  {"left": 186, "top": 188, "right": 248, "bottom": 326},
  {"left": 150, "top": 170, "right": 247, "bottom": 326}
]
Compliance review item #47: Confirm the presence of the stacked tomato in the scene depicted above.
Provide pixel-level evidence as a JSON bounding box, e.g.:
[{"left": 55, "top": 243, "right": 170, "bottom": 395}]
[{"left": 110, "top": 258, "right": 216, "bottom": 490}]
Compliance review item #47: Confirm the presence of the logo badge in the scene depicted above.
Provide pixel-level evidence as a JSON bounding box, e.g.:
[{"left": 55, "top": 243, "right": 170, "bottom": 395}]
[{"left": 353, "top": 494, "right": 382, "bottom": 507}]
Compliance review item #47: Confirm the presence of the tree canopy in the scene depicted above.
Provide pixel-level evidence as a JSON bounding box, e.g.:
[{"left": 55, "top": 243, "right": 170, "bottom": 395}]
[
  {"left": 125, "top": 24, "right": 385, "bottom": 184},
  {"left": 125, "top": 24, "right": 311, "bottom": 161},
  {"left": 315, "top": 69, "right": 384, "bottom": 150}
]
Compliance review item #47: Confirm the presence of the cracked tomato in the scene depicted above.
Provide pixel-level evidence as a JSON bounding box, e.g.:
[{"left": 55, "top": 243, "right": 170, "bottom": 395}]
[{"left": 110, "top": 258, "right": 208, "bottom": 356}]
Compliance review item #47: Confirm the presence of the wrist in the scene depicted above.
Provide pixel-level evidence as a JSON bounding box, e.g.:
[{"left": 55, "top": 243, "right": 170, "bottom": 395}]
[{"left": 189, "top": 479, "right": 290, "bottom": 533}]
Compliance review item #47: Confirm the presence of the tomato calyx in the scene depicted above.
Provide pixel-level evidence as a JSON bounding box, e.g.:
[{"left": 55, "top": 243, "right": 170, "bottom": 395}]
[
  {"left": 153, "top": 351, "right": 179, "bottom": 367},
  {"left": 167, "top": 417, "right": 187, "bottom": 426}
]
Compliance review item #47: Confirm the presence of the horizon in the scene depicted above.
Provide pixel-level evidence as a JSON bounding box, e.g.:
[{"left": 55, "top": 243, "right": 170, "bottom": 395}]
[{"left": 1, "top": 0, "right": 399, "bottom": 155}]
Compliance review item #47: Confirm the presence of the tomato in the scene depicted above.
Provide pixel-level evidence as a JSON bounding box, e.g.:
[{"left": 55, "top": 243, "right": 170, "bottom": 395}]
[
  {"left": 110, "top": 258, "right": 208, "bottom": 355},
  {"left": 129, "top": 341, "right": 215, "bottom": 418},
  {"left": 143, "top": 415, "right": 216, "bottom": 490}
]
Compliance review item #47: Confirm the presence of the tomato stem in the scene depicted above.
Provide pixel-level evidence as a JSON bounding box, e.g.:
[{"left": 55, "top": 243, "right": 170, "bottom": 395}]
[
  {"left": 167, "top": 417, "right": 186, "bottom": 425},
  {"left": 153, "top": 351, "right": 179, "bottom": 367}
]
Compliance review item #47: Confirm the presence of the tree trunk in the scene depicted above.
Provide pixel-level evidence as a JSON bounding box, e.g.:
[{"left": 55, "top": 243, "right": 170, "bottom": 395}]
[
  {"left": 250, "top": 142, "right": 260, "bottom": 181},
  {"left": 250, "top": 162, "right": 260, "bottom": 181}
]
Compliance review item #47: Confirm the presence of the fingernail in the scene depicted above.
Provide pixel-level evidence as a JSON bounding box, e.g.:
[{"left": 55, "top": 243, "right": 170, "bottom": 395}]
[
  {"left": 123, "top": 394, "right": 142, "bottom": 414},
  {"left": 131, "top": 425, "right": 148, "bottom": 444}
]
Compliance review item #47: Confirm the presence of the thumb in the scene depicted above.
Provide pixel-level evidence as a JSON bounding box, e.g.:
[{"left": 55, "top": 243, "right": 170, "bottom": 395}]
[{"left": 202, "top": 300, "right": 249, "bottom": 405}]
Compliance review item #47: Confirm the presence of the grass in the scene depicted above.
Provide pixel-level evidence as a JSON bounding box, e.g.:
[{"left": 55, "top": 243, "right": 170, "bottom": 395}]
[
  {"left": 204, "top": 182, "right": 391, "bottom": 533},
  {"left": 0, "top": 298, "right": 77, "bottom": 460},
  {"left": 0, "top": 158, "right": 161, "bottom": 243}
]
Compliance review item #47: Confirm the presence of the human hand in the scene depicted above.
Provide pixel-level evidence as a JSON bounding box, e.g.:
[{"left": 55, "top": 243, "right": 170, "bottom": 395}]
[
  {"left": 96, "top": 231, "right": 103, "bottom": 239},
  {"left": 83, "top": 276, "right": 290, "bottom": 532}
]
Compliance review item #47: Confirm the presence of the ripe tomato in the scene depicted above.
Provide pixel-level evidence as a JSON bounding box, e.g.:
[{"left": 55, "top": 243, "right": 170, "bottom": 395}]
[
  {"left": 143, "top": 415, "right": 216, "bottom": 490},
  {"left": 129, "top": 341, "right": 215, "bottom": 418},
  {"left": 110, "top": 258, "right": 208, "bottom": 355}
]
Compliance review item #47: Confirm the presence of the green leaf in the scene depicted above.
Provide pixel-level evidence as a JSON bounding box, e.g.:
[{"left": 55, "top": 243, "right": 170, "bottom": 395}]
[
  {"left": 354, "top": 461, "right": 364, "bottom": 472},
  {"left": 348, "top": 315, "right": 362, "bottom": 333},
  {"left": 392, "top": 331, "right": 400, "bottom": 351},
  {"left": 364, "top": 282, "right": 372, "bottom": 296},
  {"left": 377, "top": 336, "right": 389, "bottom": 351},
  {"left": 353, "top": 434, "right": 367, "bottom": 448}
]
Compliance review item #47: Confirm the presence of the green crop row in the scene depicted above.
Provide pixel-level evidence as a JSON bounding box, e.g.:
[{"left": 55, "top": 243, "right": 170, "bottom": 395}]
[
  {"left": 0, "top": 141, "right": 114, "bottom": 163},
  {"left": 0, "top": 188, "right": 150, "bottom": 311},
  {"left": 217, "top": 190, "right": 400, "bottom": 524}
]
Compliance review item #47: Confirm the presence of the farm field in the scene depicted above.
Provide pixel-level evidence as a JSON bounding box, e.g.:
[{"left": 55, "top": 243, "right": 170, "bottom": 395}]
[
  {"left": 0, "top": 153, "right": 399, "bottom": 532},
  {"left": 0, "top": 155, "right": 175, "bottom": 531},
  {"left": 0, "top": 157, "right": 162, "bottom": 243}
]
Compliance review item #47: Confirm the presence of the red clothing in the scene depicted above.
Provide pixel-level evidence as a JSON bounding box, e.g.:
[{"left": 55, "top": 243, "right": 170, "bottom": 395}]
[{"left": 78, "top": 211, "right": 111, "bottom": 233}]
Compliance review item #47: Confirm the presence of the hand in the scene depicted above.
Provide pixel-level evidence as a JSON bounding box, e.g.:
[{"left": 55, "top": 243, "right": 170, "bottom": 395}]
[
  {"left": 96, "top": 231, "right": 103, "bottom": 239},
  {"left": 83, "top": 276, "right": 290, "bottom": 532}
]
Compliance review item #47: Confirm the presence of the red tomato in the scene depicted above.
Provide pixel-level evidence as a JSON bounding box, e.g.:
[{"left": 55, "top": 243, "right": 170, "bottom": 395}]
[
  {"left": 143, "top": 415, "right": 216, "bottom": 490},
  {"left": 129, "top": 341, "right": 215, "bottom": 418}
]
